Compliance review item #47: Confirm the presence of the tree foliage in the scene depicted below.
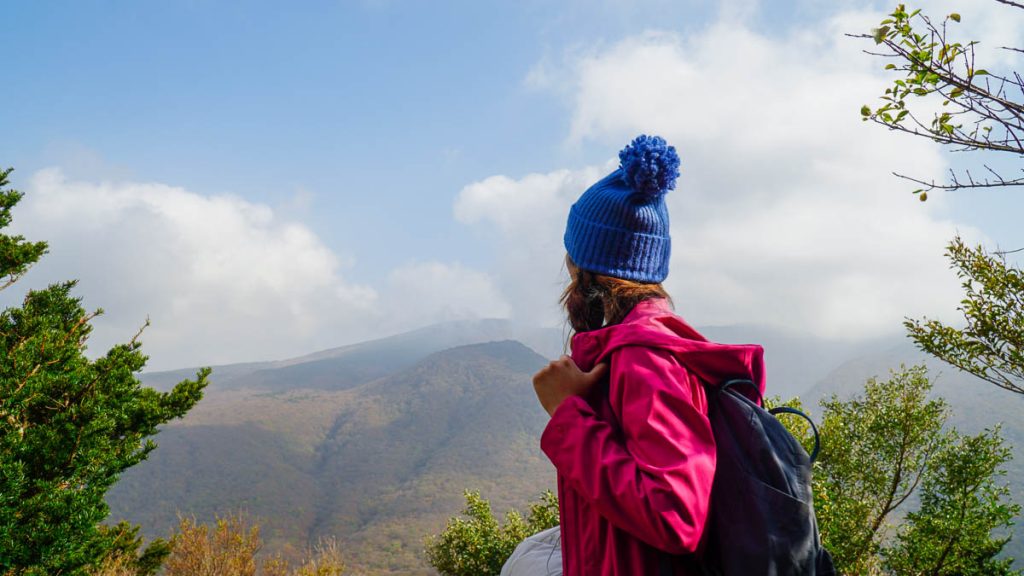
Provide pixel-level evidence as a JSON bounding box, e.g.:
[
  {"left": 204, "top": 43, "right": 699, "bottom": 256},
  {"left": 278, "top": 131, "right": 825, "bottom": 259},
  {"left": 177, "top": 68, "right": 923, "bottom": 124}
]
[
  {"left": 859, "top": 2, "right": 1024, "bottom": 198},
  {"left": 162, "top": 514, "right": 344, "bottom": 576},
  {"left": 810, "top": 366, "right": 947, "bottom": 574},
  {"left": 884, "top": 427, "right": 1018, "bottom": 576},
  {"left": 85, "top": 523, "right": 170, "bottom": 576},
  {"left": 786, "top": 365, "right": 1019, "bottom": 575},
  {"left": 0, "top": 169, "right": 47, "bottom": 290},
  {"left": 906, "top": 236, "right": 1024, "bottom": 395},
  {"left": 0, "top": 168, "right": 209, "bottom": 575},
  {"left": 425, "top": 490, "right": 559, "bottom": 576}
]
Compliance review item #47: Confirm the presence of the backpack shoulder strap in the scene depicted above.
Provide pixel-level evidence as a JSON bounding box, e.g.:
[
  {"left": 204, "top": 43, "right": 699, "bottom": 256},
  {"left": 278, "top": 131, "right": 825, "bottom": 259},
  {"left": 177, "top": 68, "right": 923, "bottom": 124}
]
[{"left": 713, "top": 378, "right": 822, "bottom": 464}]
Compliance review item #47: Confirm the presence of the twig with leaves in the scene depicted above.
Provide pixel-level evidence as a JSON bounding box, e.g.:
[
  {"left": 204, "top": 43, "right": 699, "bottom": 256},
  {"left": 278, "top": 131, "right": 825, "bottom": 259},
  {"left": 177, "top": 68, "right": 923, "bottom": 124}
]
[{"left": 853, "top": 3, "right": 1024, "bottom": 199}]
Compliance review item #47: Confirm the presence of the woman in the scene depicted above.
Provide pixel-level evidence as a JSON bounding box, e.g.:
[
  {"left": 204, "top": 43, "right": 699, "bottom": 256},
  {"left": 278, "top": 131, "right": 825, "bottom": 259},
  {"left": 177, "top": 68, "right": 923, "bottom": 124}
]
[{"left": 533, "top": 135, "right": 765, "bottom": 575}]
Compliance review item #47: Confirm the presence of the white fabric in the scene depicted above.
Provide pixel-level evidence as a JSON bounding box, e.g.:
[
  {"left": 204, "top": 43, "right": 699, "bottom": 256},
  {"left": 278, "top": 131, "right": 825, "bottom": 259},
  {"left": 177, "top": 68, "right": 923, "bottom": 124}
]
[{"left": 500, "top": 525, "right": 563, "bottom": 576}]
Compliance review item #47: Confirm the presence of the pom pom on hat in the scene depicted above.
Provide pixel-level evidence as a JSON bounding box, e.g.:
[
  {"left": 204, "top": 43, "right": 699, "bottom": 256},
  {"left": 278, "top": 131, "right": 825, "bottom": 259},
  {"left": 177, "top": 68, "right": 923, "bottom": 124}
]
[
  {"left": 563, "top": 134, "right": 677, "bottom": 283},
  {"left": 618, "top": 134, "right": 680, "bottom": 197}
]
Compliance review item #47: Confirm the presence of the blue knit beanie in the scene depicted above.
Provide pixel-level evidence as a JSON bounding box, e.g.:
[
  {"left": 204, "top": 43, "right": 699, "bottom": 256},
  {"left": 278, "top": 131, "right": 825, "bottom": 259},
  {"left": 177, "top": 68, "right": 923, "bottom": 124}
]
[{"left": 564, "top": 134, "right": 679, "bottom": 283}]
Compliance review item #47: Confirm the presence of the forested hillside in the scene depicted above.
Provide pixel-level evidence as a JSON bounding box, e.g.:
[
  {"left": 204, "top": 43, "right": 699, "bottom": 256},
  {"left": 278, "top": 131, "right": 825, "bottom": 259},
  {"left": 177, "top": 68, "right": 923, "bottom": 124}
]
[{"left": 109, "top": 339, "right": 554, "bottom": 575}]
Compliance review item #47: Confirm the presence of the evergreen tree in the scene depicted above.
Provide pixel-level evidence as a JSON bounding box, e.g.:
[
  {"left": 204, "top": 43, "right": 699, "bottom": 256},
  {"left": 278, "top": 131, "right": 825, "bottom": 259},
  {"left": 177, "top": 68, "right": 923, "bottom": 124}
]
[{"left": 0, "top": 168, "right": 209, "bottom": 575}]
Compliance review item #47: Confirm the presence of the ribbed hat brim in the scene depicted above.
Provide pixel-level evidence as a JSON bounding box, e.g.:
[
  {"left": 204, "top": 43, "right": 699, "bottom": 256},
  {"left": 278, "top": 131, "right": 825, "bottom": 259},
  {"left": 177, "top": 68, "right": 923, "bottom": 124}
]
[{"left": 564, "top": 205, "right": 671, "bottom": 283}]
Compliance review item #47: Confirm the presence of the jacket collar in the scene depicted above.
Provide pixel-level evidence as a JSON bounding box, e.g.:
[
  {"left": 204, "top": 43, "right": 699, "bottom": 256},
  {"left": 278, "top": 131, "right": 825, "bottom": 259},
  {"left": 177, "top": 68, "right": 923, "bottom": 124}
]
[
  {"left": 568, "top": 297, "right": 765, "bottom": 394},
  {"left": 570, "top": 298, "right": 706, "bottom": 366}
]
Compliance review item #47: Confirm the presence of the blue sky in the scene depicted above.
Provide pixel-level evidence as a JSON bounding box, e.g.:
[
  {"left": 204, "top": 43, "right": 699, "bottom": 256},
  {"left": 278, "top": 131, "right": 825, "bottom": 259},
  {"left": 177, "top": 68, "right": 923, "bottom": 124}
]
[
  {"left": 4, "top": 0, "right": 1024, "bottom": 369},
  {"left": 5, "top": 0, "right": 714, "bottom": 279}
]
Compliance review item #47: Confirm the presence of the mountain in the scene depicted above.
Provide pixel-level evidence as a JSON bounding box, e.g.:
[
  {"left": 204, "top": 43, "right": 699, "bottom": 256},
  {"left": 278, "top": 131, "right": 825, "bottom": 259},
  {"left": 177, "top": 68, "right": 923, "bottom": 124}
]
[
  {"left": 307, "top": 341, "right": 553, "bottom": 571},
  {"left": 108, "top": 339, "right": 555, "bottom": 575},
  {"left": 142, "top": 316, "right": 881, "bottom": 399},
  {"left": 113, "top": 319, "right": 1022, "bottom": 573}
]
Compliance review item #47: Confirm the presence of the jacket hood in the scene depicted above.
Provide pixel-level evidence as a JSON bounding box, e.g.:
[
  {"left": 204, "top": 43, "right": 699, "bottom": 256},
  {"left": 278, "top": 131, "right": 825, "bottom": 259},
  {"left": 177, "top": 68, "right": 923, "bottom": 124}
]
[{"left": 570, "top": 298, "right": 766, "bottom": 394}]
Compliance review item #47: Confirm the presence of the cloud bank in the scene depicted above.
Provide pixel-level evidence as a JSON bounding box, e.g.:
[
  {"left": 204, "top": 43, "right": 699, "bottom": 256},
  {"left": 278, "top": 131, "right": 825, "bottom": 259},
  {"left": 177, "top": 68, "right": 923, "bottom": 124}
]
[
  {"left": 460, "top": 8, "right": 985, "bottom": 340},
  {"left": 8, "top": 2, "right": 1011, "bottom": 369},
  {"left": 4, "top": 169, "right": 509, "bottom": 370}
]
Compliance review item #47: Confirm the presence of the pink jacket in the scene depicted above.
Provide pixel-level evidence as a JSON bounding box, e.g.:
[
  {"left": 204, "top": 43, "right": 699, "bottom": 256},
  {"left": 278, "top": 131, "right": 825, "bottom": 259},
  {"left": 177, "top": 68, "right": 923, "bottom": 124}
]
[{"left": 540, "top": 298, "right": 765, "bottom": 575}]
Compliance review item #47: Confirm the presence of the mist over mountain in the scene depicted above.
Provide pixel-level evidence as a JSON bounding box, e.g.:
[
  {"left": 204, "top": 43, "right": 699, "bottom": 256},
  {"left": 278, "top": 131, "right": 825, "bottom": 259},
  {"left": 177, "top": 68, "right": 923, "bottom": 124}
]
[
  {"left": 699, "top": 324, "right": 895, "bottom": 399},
  {"left": 143, "top": 317, "right": 886, "bottom": 398},
  {"left": 139, "top": 318, "right": 566, "bottom": 393}
]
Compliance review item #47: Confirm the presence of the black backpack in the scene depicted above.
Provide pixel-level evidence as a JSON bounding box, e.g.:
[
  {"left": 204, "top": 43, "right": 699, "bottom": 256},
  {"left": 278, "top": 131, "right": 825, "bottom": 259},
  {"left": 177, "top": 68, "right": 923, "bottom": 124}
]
[{"left": 660, "top": 379, "right": 836, "bottom": 576}]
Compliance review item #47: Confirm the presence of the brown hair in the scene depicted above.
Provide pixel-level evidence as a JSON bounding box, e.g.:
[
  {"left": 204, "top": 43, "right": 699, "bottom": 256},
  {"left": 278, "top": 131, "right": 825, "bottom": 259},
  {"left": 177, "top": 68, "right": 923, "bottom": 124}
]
[{"left": 560, "top": 255, "right": 672, "bottom": 334}]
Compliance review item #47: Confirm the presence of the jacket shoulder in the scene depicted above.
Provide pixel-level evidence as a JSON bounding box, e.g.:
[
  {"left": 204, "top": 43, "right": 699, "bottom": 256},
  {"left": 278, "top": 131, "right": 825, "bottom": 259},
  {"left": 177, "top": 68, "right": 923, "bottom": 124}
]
[{"left": 607, "top": 344, "right": 706, "bottom": 411}]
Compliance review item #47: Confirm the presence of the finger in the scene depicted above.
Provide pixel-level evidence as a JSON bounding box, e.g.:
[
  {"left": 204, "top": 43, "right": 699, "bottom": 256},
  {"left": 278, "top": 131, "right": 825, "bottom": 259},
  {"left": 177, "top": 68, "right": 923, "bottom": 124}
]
[
  {"left": 585, "top": 362, "right": 609, "bottom": 383},
  {"left": 532, "top": 367, "right": 549, "bottom": 383}
]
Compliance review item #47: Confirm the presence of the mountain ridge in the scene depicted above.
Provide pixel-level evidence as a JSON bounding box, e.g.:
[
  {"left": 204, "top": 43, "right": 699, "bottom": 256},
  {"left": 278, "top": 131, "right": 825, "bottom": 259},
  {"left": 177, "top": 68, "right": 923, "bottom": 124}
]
[
  {"left": 112, "top": 320, "right": 1022, "bottom": 573},
  {"left": 110, "top": 339, "right": 555, "bottom": 575}
]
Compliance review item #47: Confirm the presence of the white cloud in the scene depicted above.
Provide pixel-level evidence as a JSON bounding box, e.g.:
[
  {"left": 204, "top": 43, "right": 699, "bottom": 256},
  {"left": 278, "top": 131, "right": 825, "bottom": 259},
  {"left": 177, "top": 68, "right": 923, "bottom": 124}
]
[
  {"left": 8, "top": 1, "right": 1011, "bottom": 368},
  {"left": 381, "top": 261, "right": 511, "bottom": 328},
  {"left": 455, "top": 167, "right": 609, "bottom": 327},
  {"left": 460, "top": 8, "right": 987, "bottom": 340},
  {"left": 4, "top": 169, "right": 509, "bottom": 370}
]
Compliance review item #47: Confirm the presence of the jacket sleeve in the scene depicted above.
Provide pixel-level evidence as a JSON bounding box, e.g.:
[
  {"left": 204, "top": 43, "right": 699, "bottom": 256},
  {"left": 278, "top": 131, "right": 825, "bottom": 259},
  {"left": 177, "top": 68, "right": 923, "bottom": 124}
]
[{"left": 539, "top": 345, "right": 715, "bottom": 554}]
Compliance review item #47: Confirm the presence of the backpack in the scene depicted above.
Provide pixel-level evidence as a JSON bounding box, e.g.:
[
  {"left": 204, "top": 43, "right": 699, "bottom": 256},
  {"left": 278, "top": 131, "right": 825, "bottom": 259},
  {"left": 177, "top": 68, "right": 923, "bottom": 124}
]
[{"left": 660, "top": 379, "right": 836, "bottom": 576}]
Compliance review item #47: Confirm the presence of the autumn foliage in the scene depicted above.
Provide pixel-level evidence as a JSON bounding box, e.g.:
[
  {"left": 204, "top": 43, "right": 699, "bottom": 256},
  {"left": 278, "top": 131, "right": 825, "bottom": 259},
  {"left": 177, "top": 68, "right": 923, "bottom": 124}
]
[{"left": 159, "top": 514, "right": 344, "bottom": 576}]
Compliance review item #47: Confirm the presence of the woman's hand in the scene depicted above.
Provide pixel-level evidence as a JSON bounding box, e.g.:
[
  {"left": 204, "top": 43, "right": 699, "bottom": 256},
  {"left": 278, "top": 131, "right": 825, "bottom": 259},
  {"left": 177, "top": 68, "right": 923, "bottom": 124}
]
[{"left": 532, "top": 356, "right": 608, "bottom": 417}]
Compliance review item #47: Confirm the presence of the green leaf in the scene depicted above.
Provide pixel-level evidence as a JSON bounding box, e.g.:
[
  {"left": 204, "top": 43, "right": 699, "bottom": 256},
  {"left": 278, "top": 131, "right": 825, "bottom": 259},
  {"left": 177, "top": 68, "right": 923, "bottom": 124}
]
[
  {"left": 949, "top": 12, "right": 961, "bottom": 23},
  {"left": 861, "top": 105, "right": 872, "bottom": 117},
  {"left": 885, "top": 63, "right": 896, "bottom": 70},
  {"left": 873, "top": 26, "right": 891, "bottom": 45}
]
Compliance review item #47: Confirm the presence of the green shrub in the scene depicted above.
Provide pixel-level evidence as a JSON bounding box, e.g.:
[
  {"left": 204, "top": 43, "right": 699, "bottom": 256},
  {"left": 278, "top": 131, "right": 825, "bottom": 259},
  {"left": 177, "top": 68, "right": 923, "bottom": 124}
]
[{"left": 425, "top": 490, "right": 558, "bottom": 576}]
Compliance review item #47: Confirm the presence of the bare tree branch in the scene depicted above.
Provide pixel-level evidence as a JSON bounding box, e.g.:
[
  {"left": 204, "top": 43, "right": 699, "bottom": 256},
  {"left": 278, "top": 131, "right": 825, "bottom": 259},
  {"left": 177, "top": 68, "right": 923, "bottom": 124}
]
[
  {"left": 852, "top": 4, "right": 1024, "bottom": 193},
  {"left": 892, "top": 171, "right": 1024, "bottom": 191},
  {"left": 995, "top": 0, "right": 1024, "bottom": 10}
]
